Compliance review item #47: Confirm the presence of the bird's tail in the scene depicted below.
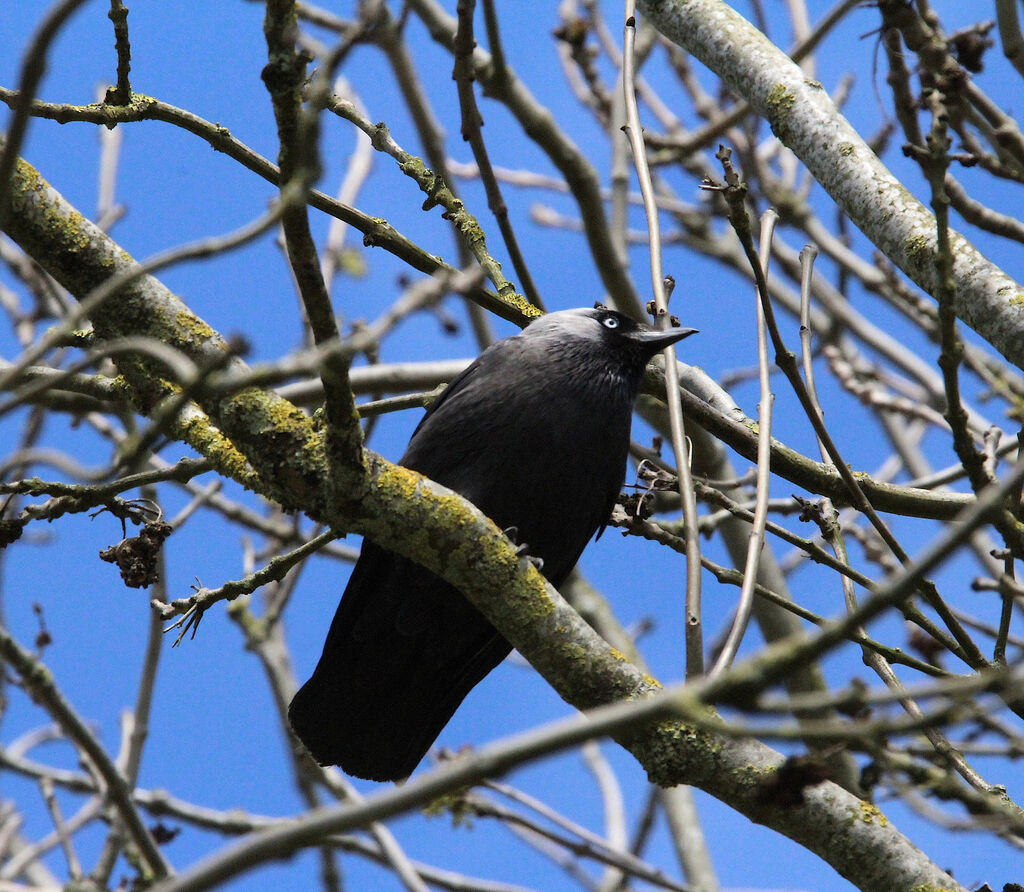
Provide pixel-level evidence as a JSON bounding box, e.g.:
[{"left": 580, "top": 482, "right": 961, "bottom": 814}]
[{"left": 288, "top": 545, "right": 511, "bottom": 782}]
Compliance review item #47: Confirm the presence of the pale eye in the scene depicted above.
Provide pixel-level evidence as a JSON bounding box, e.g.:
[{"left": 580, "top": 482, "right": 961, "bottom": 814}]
[{"left": 601, "top": 316, "right": 619, "bottom": 329}]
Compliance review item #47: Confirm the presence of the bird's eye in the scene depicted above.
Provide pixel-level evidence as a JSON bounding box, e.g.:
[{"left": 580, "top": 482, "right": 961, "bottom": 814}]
[{"left": 601, "top": 316, "right": 619, "bottom": 329}]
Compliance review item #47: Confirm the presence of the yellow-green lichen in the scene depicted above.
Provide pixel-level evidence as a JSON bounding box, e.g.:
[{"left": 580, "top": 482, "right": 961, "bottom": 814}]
[
  {"left": 764, "top": 85, "right": 797, "bottom": 142},
  {"left": 855, "top": 801, "right": 888, "bottom": 826},
  {"left": 177, "top": 413, "right": 254, "bottom": 486},
  {"left": 640, "top": 719, "right": 719, "bottom": 788},
  {"left": 380, "top": 464, "right": 422, "bottom": 503},
  {"left": 641, "top": 671, "right": 662, "bottom": 688},
  {"left": 560, "top": 641, "right": 591, "bottom": 663},
  {"left": 903, "top": 233, "right": 933, "bottom": 276},
  {"left": 766, "top": 83, "right": 796, "bottom": 113},
  {"left": 502, "top": 292, "right": 543, "bottom": 322},
  {"left": 266, "top": 393, "right": 320, "bottom": 437},
  {"left": 174, "top": 310, "right": 217, "bottom": 342}
]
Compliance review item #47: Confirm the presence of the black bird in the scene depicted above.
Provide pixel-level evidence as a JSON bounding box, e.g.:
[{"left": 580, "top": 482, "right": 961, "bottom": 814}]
[{"left": 289, "top": 307, "right": 696, "bottom": 781}]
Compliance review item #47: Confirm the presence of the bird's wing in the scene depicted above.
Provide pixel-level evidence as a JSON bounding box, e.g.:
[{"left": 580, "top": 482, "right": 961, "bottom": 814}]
[{"left": 408, "top": 351, "right": 487, "bottom": 438}]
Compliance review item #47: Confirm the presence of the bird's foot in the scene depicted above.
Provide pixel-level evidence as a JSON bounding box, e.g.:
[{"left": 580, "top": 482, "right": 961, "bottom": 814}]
[
  {"left": 503, "top": 526, "right": 544, "bottom": 571},
  {"left": 521, "top": 552, "right": 544, "bottom": 571}
]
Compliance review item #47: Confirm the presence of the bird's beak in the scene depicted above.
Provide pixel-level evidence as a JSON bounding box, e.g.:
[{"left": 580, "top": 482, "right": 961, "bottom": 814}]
[{"left": 633, "top": 325, "right": 698, "bottom": 356}]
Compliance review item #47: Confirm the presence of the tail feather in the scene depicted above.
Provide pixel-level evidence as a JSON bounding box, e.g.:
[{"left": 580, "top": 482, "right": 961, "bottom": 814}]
[{"left": 288, "top": 543, "right": 511, "bottom": 781}]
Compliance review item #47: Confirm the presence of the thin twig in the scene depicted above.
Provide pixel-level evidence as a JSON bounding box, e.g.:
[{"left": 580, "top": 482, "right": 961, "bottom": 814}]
[
  {"left": 622, "top": 3, "right": 703, "bottom": 676},
  {"left": 710, "top": 210, "right": 777, "bottom": 676}
]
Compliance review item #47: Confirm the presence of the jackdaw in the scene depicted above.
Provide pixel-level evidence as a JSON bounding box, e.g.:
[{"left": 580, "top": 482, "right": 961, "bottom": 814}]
[{"left": 289, "top": 306, "right": 696, "bottom": 781}]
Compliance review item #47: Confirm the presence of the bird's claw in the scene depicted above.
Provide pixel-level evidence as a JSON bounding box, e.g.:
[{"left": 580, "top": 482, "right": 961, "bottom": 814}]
[
  {"left": 517, "top": 545, "right": 544, "bottom": 571},
  {"left": 503, "top": 527, "right": 544, "bottom": 570}
]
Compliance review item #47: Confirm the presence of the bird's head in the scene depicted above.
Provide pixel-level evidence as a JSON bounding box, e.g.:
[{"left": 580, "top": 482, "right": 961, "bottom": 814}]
[{"left": 521, "top": 306, "right": 697, "bottom": 372}]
